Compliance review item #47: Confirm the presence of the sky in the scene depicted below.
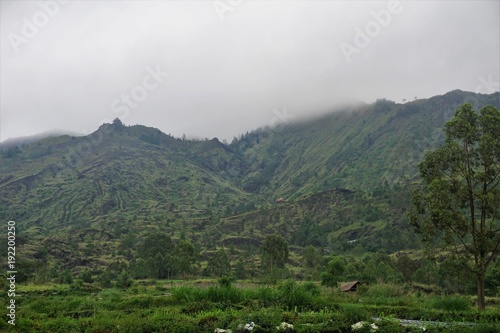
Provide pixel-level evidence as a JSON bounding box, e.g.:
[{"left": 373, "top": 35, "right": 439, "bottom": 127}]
[{"left": 1, "top": 0, "right": 499, "bottom": 142}]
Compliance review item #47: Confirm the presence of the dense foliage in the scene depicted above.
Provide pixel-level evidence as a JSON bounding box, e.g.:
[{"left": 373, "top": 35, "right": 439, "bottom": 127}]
[
  {"left": 0, "top": 91, "right": 499, "bottom": 329},
  {"left": 1, "top": 280, "right": 499, "bottom": 332},
  {"left": 411, "top": 103, "right": 500, "bottom": 309}
]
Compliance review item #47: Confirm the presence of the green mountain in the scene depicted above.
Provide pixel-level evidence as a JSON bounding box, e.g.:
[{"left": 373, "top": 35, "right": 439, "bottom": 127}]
[
  {"left": 0, "top": 90, "right": 498, "bottom": 278},
  {"left": 231, "top": 90, "right": 500, "bottom": 198}
]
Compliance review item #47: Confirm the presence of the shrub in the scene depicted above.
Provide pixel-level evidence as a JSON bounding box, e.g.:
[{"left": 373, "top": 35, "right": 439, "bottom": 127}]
[
  {"left": 255, "top": 287, "right": 280, "bottom": 307},
  {"left": 171, "top": 286, "right": 200, "bottom": 303},
  {"left": 471, "top": 324, "right": 500, "bottom": 333},
  {"left": 301, "top": 282, "right": 321, "bottom": 297},
  {"left": 277, "top": 280, "right": 315, "bottom": 310},
  {"left": 428, "top": 295, "right": 470, "bottom": 311},
  {"left": 181, "top": 300, "right": 213, "bottom": 314},
  {"left": 360, "top": 283, "right": 405, "bottom": 298},
  {"left": 43, "top": 316, "right": 79, "bottom": 332},
  {"left": 206, "top": 286, "right": 244, "bottom": 304},
  {"left": 244, "top": 307, "right": 283, "bottom": 331},
  {"left": 371, "top": 319, "right": 402, "bottom": 333},
  {"left": 115, "top": 270, "right": 132, "bottom": 289},
  {"left": 337, "top": 304, "right": 369, "bottom": 327},
  {"left": 116, "top": 296, "right": 155, "bottom": 310},
  {"left": 218, "top": 275, "right": 235, "bottom": 288}
]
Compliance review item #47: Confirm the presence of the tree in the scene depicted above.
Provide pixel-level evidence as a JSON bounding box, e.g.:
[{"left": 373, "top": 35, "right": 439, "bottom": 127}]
[
  {"left": 320, "top": 256, "right": 345, "bottom": 288},
  {"left": 206, "top": 248, "right": 231, "bottom": 277},
  {"left": 174, "top": 239, "right": 198, "bottom": 276},
  {"left": 138, "top": 232, "right": 173, "bottom": 260},
  {"left": 155, "top": 253, "right": 168, "bottom": 279},
  {"left": 410, "top": 103, "right": 500, "bottom": 310},
  {"left": 115, "top": 270, "right": 132, "bottom": 289},
  {"left": 302, "top": 245, "right": 322, "bottom": 280},
  {"left": 79, "top": 269, "right": 94, "bottom": 283},
  {"left": 302, "top": 245, "right": 321, "bottom": 270},
  {"left": 234, "top": 258, "right": 247, "bottom": 279},
  {"left": 96, "top": 269, "right": 113, "bottom": 288},
  {"left": 145, "top": 257, "right": 157, "bottom": 279},
  {"left": 261, "top": 234, "right": 289, "bottom": 278},
  {"left": 395, "top": 254, "right": 418, "bottom": 284},
  {"left": 60, "top": 269, "right": 73, "bottom": 284},
  {"left": 131, "top": 258, "right": 148, "bottom": 279}
]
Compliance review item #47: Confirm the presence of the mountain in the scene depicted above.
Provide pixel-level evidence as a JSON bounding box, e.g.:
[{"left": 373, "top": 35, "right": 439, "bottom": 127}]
[
  {"left": 231, "top": 90, "right": 500, "bottom": 199},
  {"left": 0, "top": 119, "right": 261, "bottom": 231},
  {"left": 0, "top": 90, "right": 498, "bottom": 276}
]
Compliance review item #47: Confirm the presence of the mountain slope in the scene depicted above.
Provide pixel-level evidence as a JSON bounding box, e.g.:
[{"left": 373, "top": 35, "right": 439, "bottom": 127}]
[
  {"left": 0, "top": 120, "right": 261, "bottom": 236},
  {"left": 0, "top": 90, "right": 498, "bottom": 274},
  {"left": 231, "top": 90, "right": 500, "bottom": 198}
]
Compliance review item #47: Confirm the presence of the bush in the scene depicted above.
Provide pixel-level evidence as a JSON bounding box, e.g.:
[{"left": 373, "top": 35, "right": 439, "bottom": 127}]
[
  {"left": 255, "top": 287, "right": 280, "bottom": 307},
  {"left": 245, "top": 307, "right": 283, "bottom": 331},
  {"left": 115, "top": 270, "right": 132, "bottom": 289},
  {"left": 181, "top": 300, "right": 213, "bottom": 314},
  {"left": 171, "top": 286, "right": 200, "bottom": 303},
  {"left": 206, "top": 286, "right": 244, "bottom": 304},
  {"left": 337, "top": 304, "right": 369, "bottom": 327},
  {"left": 428, "top": 295, "right": 470, "bottom": 311},
  {"left": 371, "top": 319, "right": 402, "bottom": 333},
  {"left": 471, "top": 324, "right": 500, "bottom": 333},
  {"left": 359, "top": 283, "right": 405, "bottom": 298},
  {"left": 99, "top": 289, "right": 124, "bottom": 303},
  {"left": 79, "top": 269, "right": 94, "bottom": 283},
  {"left": 218, "top": 275, "right": 235, "bottom": 288},
  {"left": 301, "top": 281, "right": 321, "bottom": 297},
  {"left": 116, "top": 296, "right": 155, "bottom": 310}
]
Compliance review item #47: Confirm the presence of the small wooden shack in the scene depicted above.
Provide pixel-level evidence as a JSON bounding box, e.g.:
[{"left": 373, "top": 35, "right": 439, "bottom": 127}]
[{"left": 340, "top": 281, "right": 361, "bottom": 292}]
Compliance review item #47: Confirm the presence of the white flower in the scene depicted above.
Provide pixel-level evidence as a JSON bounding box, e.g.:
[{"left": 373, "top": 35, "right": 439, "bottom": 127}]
[
  {"left": 276, "top": 322, "right": 294, "bottom": 331},
  {"left": 351, "top": 322, "right": 365, "bottom": 330},
  {"left": 352, "top": 321, "right": 379, "bottom": 332}
]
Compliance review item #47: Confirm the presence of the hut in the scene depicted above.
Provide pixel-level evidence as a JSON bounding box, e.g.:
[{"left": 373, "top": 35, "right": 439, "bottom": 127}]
[{"left": 340, "top": 281, "right": 361, "bottom": 292}]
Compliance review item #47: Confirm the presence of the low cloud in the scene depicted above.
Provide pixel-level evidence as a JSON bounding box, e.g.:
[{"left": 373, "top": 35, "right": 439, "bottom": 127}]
[{"left": 1, "top": 0, "right": 498, "bottom": 141}]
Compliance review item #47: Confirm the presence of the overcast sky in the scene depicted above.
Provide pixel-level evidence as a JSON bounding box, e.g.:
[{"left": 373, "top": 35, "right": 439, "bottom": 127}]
[{"left": 1, "top": 1, "right": 499, "bottom": 142}]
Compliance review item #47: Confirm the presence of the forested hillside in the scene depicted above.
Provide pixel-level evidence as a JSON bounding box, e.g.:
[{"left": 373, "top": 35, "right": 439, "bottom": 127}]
[{"left": 0, "top": 90, "right": 498, "bottom": 283}]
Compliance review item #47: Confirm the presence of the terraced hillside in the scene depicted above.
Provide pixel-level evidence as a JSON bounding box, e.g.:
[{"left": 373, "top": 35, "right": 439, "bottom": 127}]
[{"left": 0, "top": 90, "right": 498, "bottom": 275}]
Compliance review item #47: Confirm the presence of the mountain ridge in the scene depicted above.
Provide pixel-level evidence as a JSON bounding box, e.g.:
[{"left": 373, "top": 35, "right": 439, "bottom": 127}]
[{"left": 0, "top": 89, "right": 499, "bottom": 277}]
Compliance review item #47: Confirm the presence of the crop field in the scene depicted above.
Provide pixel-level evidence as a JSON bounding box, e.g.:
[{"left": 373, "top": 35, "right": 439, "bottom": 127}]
[{"left": 2, "top": 279, "right": 499, "bottom": 333}]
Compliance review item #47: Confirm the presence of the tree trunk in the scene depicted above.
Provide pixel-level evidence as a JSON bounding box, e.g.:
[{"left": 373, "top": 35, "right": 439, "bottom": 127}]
[{"left": 477, "top": 272, "right": 485, "bottom": 310}]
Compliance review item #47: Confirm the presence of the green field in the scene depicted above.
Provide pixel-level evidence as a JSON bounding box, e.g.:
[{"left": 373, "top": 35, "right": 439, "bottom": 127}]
[{"left": 2, "top": 279, "right": 499, "bottom": 333}]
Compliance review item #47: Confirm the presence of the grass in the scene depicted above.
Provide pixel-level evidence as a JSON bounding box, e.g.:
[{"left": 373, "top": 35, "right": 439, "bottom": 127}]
[{"left": 2, "top": 280, "right": 499, "bottom": 332}]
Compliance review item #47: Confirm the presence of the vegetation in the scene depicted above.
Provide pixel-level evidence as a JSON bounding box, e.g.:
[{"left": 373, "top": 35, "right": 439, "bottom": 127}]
[
  {"left": 411, "top": 103, "right": 500, "bottom": 310},
  {"left": 1, "top": 280, "right": 499, "bottom": 332},
  {"left": 261, "top": 234, "right": 290, "bottom": 281},
  {"left": 0, "top": 90, "right": 499, "bottom": 330}
]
